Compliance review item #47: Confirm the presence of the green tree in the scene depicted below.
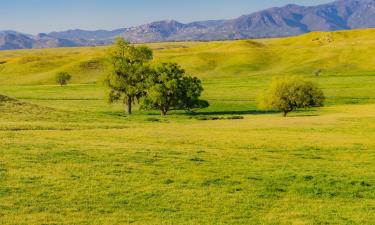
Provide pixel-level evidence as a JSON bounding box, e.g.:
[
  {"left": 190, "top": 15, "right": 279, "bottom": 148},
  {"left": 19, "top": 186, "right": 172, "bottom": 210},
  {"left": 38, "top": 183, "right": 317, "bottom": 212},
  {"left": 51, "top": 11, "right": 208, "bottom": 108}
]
[
  {"left": 55, "top": 72, "right": 72, "bottom": 86},
  {"left": 141, "top": 62, "right": 208, "bottom": 116},
  {"left": 258, "top": 76, "right": 325, "bottom": 117},
  {"left": 178, "top": 76, "right": 209, "bottom": 112},
  {"left": 105, "top": 37, "right": 153, "bottom": 115}
]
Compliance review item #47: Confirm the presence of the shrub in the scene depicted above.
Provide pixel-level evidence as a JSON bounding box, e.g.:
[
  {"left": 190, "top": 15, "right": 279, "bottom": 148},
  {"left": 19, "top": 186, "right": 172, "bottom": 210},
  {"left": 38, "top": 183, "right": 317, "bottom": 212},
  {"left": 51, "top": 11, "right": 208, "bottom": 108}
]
[
  {"left": 258, "top": 76, "right": 325, "bottom": 117},
  {"left": 55, "top": 72, "right": 72, "bottom": 86}
]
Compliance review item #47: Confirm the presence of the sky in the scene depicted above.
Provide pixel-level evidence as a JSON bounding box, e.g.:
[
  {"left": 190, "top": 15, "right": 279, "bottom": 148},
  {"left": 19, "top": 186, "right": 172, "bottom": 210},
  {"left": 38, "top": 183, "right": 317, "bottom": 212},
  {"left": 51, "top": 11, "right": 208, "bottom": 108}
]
[{"left": 1, "top": 0, "right": 334, "bottom": 34}]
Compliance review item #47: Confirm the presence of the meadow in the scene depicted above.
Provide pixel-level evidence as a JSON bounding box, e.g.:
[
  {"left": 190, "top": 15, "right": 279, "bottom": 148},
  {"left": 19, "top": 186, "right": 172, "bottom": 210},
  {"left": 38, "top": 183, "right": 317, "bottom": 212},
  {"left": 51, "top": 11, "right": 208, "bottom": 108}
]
[{"left": 0, "top": 29, "right": 374, "bottom": 224}]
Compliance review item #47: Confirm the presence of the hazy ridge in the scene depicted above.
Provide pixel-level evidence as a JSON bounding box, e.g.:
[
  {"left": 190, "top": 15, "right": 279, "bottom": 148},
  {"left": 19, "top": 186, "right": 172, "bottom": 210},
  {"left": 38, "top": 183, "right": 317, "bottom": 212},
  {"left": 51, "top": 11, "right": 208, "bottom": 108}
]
[{"left": 1, "top": 0, "right": 375, "bottom": 50}]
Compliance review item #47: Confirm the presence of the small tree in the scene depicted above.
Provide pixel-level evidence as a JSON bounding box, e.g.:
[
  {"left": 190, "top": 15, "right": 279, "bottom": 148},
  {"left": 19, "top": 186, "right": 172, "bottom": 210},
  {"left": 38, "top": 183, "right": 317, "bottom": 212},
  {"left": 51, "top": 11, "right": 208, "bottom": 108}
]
[
  {"left": 258, "top": 76, "right": 325, "bottom": 117},
  {"left": 105, "top": 37, "right": 153, "bottom": 114},
  {"left": 55, "top": 72, "right": 72, "bottom": 86},
  {"left": 141, "top": 62, "right": 208, "bottom": 116}
]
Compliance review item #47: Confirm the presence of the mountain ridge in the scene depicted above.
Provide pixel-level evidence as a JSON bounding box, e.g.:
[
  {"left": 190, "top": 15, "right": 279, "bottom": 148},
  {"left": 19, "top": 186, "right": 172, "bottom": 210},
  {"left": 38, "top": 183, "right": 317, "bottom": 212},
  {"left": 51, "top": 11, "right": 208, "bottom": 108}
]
[{"left": 1, "top": 0, "right": 374, "bottom": 50}]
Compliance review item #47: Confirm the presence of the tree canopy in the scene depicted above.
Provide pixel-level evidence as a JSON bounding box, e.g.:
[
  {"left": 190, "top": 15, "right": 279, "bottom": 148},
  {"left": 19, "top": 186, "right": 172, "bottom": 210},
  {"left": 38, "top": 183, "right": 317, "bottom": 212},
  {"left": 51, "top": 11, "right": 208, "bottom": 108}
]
[
  {"left": 258, "top": 76, "right": 325, "bottom": 117},
  {"left": 141, "top": 62, "right": 208, "bottom": 116},
  {"left": 105, "top": 37, "right": 153, "bottom": 114},
  {"left": 55, "top": 72, "right": 72, "bottom": 86}
]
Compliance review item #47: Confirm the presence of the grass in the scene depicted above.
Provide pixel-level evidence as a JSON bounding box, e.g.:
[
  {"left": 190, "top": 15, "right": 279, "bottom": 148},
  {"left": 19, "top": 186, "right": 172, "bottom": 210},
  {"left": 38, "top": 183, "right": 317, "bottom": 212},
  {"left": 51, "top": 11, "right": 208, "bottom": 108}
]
[{"left": 0, "top": 29, "right": 374, "bottom": 224}]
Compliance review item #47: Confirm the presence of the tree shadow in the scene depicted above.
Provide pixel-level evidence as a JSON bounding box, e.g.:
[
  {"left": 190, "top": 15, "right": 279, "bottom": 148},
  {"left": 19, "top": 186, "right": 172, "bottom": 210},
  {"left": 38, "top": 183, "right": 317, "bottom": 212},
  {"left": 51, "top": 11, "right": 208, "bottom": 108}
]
[
  {"left": 287, "top": 114, "right": 320, "bottom": 117},
  {"left": 186, "top": 109, "right": 278, "bottom": 116}
]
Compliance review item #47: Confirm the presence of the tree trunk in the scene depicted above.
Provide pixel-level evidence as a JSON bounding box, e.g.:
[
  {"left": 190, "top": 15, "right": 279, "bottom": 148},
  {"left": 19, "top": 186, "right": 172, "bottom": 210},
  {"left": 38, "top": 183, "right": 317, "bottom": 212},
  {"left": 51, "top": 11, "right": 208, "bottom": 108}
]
[
  {"left": 160, "top": 108, "right": 167, "bottom": 116},
  {"left": 283, "top": 111, "right": 288, "bottom": 117},
  {"left": 124, "top": 96, "right": 132, "bottom": 115},
  {"left": 160, "top": 105, "right": 168, "bottom": 116}
]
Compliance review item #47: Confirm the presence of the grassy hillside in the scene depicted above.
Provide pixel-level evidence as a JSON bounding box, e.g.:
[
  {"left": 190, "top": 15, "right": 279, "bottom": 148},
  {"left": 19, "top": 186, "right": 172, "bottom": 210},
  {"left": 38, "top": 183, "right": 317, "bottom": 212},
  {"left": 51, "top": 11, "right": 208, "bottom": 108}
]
[
  {"left": 0, "top": 29, "right": 374, "bottom": 85},
  {"left": 0, "top": 90, "right": 374, "bottom": 225},
  {"left": 0, "top": 29, "right": 374, "bottom": 224}
]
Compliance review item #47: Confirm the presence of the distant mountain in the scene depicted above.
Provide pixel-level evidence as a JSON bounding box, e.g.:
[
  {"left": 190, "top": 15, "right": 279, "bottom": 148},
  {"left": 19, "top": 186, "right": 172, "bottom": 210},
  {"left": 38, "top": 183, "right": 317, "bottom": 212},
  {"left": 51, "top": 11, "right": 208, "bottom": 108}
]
[
  {"left": 48, "top": 28, "right": 127, "bottom": 40},
  {"left": 0, "top": 31, "right": 105, "bottom": 50},
  {"left": 0, "top": 31, "right": 114, "bottom": 50},
  {"left": 120, "top": 20, "right": 227, "bottom": 42},
  {"left": 120, "top": 0, "right": 375, "bottom": 42},
  {"left": 1, "top": 0, "right": 375, "bottom": 50},
  {"left": 0, "top": 31, "right": 34, "bottom": 50}
]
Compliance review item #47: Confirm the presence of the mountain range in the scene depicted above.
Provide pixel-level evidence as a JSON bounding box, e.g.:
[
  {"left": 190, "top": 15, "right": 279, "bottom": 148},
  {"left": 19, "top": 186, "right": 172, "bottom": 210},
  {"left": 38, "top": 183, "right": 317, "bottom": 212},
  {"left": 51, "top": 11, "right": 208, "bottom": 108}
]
[{"left": 1, "top": 0, "right": 375, "bottom": 50}]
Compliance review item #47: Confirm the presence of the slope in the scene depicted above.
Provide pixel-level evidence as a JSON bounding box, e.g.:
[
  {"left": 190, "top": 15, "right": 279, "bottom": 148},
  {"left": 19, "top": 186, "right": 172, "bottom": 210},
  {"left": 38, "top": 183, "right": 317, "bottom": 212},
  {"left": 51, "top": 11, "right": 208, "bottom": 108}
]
[{"left": 0, "top": 29, "right": 374, "bottom": 85}]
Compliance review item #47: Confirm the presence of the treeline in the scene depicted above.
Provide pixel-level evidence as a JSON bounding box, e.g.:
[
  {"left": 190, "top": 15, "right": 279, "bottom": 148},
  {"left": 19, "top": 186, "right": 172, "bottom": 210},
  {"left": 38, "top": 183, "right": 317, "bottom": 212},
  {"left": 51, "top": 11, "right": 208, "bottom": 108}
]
[{"left": 55, "top": 37, "right": 325, "bottom": 117}]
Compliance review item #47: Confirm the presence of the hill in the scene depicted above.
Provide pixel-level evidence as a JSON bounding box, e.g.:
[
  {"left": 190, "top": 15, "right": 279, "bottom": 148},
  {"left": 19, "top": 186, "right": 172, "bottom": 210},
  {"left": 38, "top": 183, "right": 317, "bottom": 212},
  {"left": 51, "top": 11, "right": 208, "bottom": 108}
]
[{"left": 0, "top": 28, "right": 374, "bottom": 86}]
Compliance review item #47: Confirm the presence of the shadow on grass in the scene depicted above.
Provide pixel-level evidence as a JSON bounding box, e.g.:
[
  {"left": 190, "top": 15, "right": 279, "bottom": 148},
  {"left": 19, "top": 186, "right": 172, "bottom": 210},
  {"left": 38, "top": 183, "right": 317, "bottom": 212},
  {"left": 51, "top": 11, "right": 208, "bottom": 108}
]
[
  {"left": 101, "top": 109, "right": 280, "bottom": 118},
  {"left": 288, "top": 114, "right": 320, "bottom": 117},
  {"left": 101, "top": 109, "right": 324, "bottom": 119},
  {"left": 101, "top": 112, "right": 128, "bottom": 117},
  {"left": 186, "top": 109, "right": 278, "bottom": 116}
]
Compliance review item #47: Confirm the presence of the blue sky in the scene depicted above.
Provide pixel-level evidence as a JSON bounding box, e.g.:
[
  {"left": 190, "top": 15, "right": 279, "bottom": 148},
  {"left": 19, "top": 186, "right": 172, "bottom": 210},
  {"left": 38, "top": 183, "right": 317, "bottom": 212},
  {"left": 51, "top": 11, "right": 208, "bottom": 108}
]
[{"left": 1, "top": 0, "right": 334, "bottom": 34}]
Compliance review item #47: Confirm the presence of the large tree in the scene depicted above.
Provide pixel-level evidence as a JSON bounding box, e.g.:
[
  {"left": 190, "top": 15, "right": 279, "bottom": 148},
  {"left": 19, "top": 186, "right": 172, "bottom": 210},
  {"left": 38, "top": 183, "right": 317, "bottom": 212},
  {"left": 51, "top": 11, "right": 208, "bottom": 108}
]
[
  {"left": 258, "top": 76, "right": 325, "bottom": 117},
  {"left": 105, "top": 37, "right": 153, "bottom": 114},
  {"left": 141, "top": 62, "right": 208, "bottom": 116}
]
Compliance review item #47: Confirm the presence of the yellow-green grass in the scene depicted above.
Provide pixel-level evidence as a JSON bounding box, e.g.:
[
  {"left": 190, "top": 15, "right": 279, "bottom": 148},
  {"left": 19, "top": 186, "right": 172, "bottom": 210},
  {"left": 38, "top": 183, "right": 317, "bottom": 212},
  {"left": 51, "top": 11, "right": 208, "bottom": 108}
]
[
  {"left": 0, "top": 96, "right": 374, "bottom": 224},
  {"left": 1, "top": 29, "right": 375, "bottom": 85},
  {"left": 0, "top": 29, "right": 375, "bottom": 224}
]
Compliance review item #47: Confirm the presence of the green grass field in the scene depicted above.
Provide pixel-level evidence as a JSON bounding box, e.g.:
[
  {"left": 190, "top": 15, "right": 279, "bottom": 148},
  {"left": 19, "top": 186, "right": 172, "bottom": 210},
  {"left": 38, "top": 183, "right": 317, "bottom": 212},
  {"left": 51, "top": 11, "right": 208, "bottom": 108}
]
[{"left": 0, "top": 29, "right": 374, "bottom": 224}]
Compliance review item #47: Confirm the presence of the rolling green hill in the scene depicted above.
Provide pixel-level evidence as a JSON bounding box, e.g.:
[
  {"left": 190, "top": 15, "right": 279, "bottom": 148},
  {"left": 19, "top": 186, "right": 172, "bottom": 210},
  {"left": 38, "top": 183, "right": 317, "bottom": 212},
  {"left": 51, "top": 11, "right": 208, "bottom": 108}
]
[
  {"left": 0, "top": 29, "right": 374, "bottom": 224},
  {"left": 0, "top": 29, "right": 374, "bottom": 85}
]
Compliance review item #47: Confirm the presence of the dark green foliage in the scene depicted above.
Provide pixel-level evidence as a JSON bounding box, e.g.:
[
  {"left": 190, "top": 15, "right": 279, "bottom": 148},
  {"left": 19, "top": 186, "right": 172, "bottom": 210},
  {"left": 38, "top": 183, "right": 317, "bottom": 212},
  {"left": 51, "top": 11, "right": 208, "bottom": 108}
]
[
  {"left": 105, "top": 37, "right": 153, "bottom": 114},
  {"left": 141, "top": 62, "right": 208, "bottom": 116},
  {"left": 178, "top": 76, "right": 208, "bottom": 111},
  {"left": 55, "top": 72, "right": 72, "bottom": 86},
  {"left": 259, "top": 76, "right": 325, "bottom": 116}
]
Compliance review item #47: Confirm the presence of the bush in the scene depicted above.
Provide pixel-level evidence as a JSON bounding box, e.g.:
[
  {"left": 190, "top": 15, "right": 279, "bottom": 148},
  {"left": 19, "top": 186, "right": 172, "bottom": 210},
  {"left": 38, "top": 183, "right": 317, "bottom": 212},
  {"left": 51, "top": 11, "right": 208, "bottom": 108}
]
[
  {"left": 258, "top": 76, "right": 325, "bottom": 117},
  {"left": 55, "top": 72, "right": 72, "bottom": 86}
]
